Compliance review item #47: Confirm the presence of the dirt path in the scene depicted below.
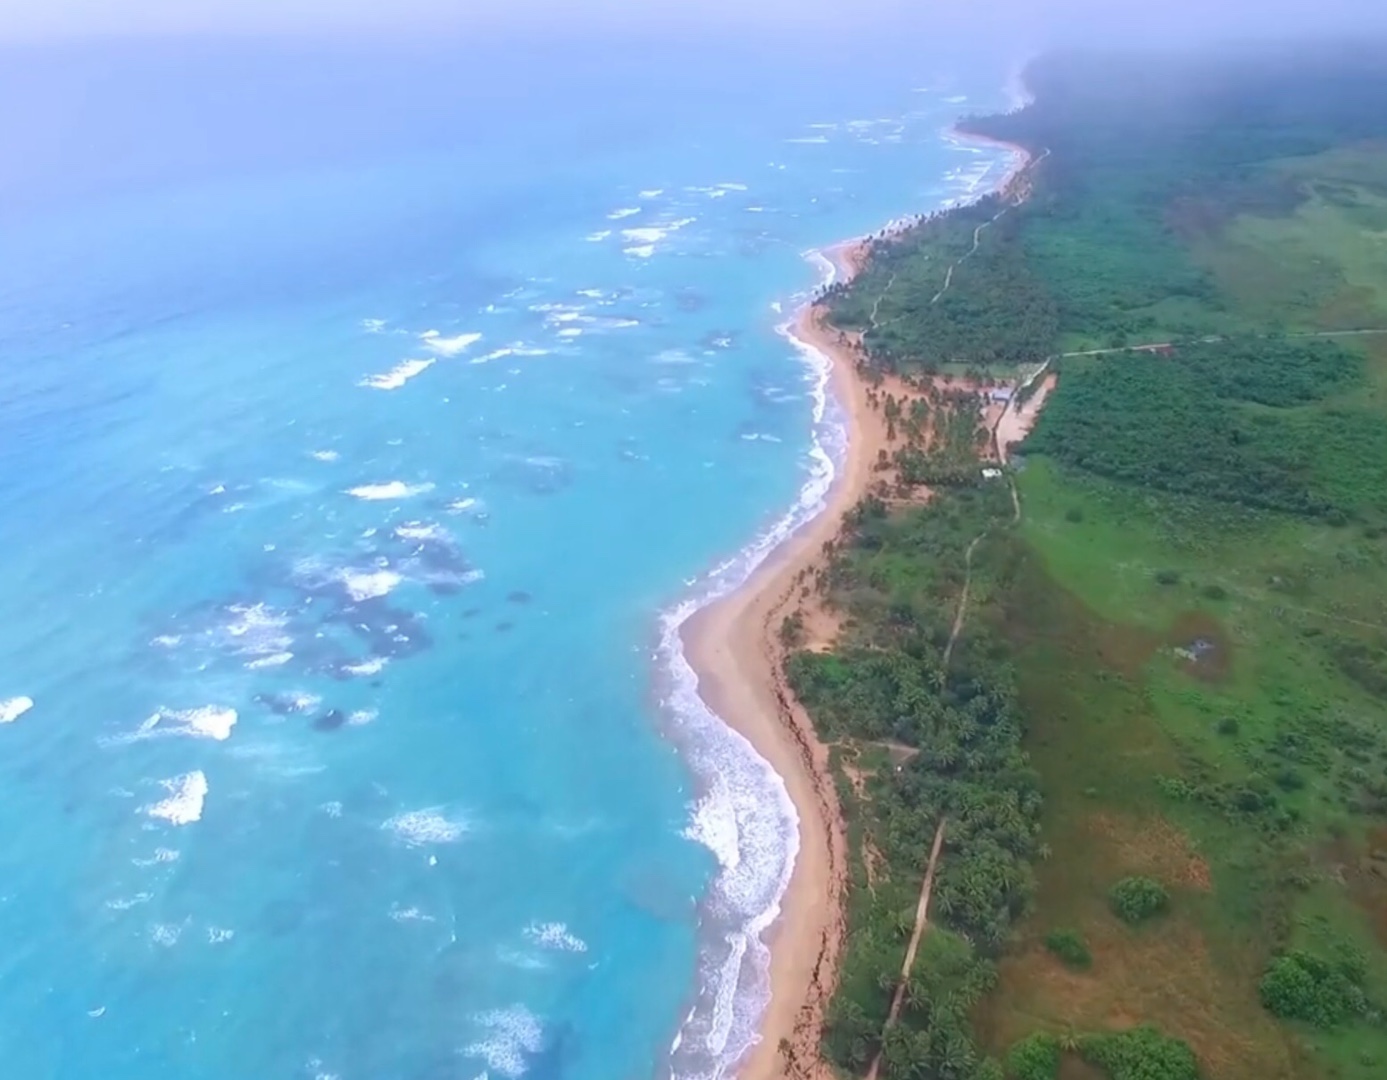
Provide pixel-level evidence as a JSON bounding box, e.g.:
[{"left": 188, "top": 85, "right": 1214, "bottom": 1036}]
[
  {"left": 930, "top": 205, "right": 1011, "bottom": 306},
  {"left": 1060, "top": 326, "right": 1387, "bottom": 360},
  {"left": 868, "top": 273, "right": 897, "bottom": 331},
  {"left": 862, "top": 818, "right": 948, "bottom": 1080}
]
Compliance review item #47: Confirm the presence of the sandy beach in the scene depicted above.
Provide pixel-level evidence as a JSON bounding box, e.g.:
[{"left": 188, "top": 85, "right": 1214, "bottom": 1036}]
[
  {"left": 683, "top": 132, "right": 1038, "bottom": 1080},
  {"left": 681, "top": 239, "right": 881, "bottom": 1080}
]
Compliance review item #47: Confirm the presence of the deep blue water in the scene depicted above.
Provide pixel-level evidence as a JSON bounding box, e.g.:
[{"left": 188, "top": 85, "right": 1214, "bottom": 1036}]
[{"left": 0, "top": 34, "right": 1014, "bottom": 1080}]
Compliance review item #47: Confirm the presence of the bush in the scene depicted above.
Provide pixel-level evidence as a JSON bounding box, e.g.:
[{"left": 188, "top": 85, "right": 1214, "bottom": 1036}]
[
  {"left": 1155, "top": 569, "right": 1181, "bottom": 586},
  {"left": 1215, "top": 716, "right": 1239, "bottom": 736},
  {"left": 1079, "top": 1025, "right": 1199, "bottom": 1080},
  {"left": 1109, "top": 877, "right": 1169, "bottom": 924},
  {"left": 1201, "top": 583, "right": 1228, "bottom": 601},
  {"left": 1259, "top": 951, "right": 1369, "bottom": 1028},
  {"left": 1008, "top": 1032, "right": 1061, "bottom": 1080},
  {"left": 1065, "top": 506, "right": 1085, "bottom": 523},
  {"left": 1044, "top": 928, "right": 1093, "bottom": 969}
]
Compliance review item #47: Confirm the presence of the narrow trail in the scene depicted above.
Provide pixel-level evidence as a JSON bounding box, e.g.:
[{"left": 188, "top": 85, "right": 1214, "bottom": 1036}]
[
  {"left": 930, "top": 205, "right": 1011, "bottom": 306},
  {"left": 1060, "top": 326, "right": 1387, "bottom": 359},
  {"left": 862, "top": 819, "right": 948, "bottom": 1080},
  {"left": 868, "top": 273, "right": 897, "bottom": 330}
]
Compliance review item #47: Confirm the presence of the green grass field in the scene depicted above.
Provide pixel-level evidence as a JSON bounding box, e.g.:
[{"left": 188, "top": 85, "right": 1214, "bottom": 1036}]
[{"left": 987, "top": 152, "right": 1387, "bottom": 1076}]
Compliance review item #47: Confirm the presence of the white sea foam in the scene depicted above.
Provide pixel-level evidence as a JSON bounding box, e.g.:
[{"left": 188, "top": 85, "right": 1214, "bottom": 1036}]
[
  {"left": 342, "top": 657, "right": 388, "bottom": 677},
  {"left": 309, "top": 449, "right": 341, "bottom": 463},
  {"left": 585, "top": 230, "right": 612, "bottom": 242},
  {"left": 0, "top": 696, "right": 33, "bottom": 723},
  {"left": 348, "top": 710, "right": 377, "bottom": 727},
  {"left": 361, "top": 318, "right": 387, "bottom": 333},
  {"left": 207, "top": 927, "right": 235, "bottom": 944},
  {"left": 717, "top": 182, "right": 748, "bottom": 191},
  {"left": 320, "top": 801, "right": 343, "bottom": 817},
  {"left": 624, "top": 245, "right": 656, "bottom": 259},
  {"left": 146, "top": 772, "right": 209, "bottom": 826},
  {"left": 525, "top": 921, "right": 588, "bottom": 953},
  {"left": 785, "top": 135, "right": 829, "bottom": 144},
  {"left": 420, "top": 330, "right": 483, "bottom": 356},
  {"left": 660, "top": 254, "right": 845, "bottom": 1080},
  {"left": 639, "top": 188, "right": 664, "bottom": 198},
  {"left": 464, "top": 1006, "right": 544, "bottom": 1079},
  {"left": 383, "top": 807, "right": 468, "bottom": 846},
  {"left": 150, "top": 922, "right": 185, "bottom": 947},
  {"left": 557, "top": 328, "right": 583, "bottom": 338},
  {"left": 134, "top": 705, "right": 238, "bottom": 742},
  {"left": 395, "top": 521, "right": 447, "bottom": 542},
  {"left": 345, "top": 481, "right": 434, "bottom": 501},
  {"left": 447, "top": 497, "right": 480, "bottom": 513},
  {"left": 361, "top": 358, "right": 435, "bottom": 390},
  {"left": 339, "top": 569, "right": 402, "bottom": 602},
  {"left": 389, "top": 905, "right": 437, "bottom": 924},
  {"left": 106, "top": 892, "right": 153, "bottom": 911},
  {"left": 245, "top": 651, "right": 294, "bottom": 670},
  {"left": 607, "top": 207, "right": 641, "bottom": 219},
  {"left": 132, "top": 847, "right": 180, "bottom": 867}
]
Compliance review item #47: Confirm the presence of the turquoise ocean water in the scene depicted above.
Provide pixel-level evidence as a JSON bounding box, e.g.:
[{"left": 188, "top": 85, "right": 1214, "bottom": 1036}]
[{"left": 0, "top": 36, "right": 1014, "bottom": 1080}]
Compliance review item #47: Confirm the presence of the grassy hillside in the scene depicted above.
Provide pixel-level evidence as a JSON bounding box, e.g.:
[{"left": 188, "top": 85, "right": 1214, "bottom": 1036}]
[{"left": 800, "top": 44, "right": 1387, "bottom": 1080}]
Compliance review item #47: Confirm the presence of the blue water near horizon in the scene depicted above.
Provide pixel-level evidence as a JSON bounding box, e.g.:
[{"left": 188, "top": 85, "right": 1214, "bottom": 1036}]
[{"left": 0, "top": 35, "right": 1015, "bottom": 1080}]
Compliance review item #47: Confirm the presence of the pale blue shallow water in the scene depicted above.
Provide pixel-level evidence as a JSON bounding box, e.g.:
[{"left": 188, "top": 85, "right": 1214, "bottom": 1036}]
[{"left": 0, "top": 35, "right": 1013, "bottom": 1080}]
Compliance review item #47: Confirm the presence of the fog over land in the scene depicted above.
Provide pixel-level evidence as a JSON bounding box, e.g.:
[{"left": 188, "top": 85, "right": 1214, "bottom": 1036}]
[{"left": 2, "top": 0, "right": 1385, "bottom": 43}]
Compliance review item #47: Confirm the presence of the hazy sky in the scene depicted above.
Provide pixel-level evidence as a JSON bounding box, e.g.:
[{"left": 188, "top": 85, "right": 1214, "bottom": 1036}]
[{"left": 2, "top": 0, "right": 1384, "bottom": 44}]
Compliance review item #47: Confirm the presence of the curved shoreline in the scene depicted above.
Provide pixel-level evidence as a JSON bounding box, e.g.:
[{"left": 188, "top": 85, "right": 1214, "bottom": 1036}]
[
  {"left": 679, "top": 128, "right": 1035, "bottom": 1080},
  {"left": 679, "top": 239, "right": 871, "bottom": 1080}
]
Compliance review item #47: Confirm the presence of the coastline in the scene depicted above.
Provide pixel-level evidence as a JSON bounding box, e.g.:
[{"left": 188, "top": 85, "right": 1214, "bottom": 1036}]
[
  {"left": 678, "top": 122, "right": 1038, "bottom": 1080},
  {"left": 680, "top": 241, "right": 868, "bottom": 1080}
]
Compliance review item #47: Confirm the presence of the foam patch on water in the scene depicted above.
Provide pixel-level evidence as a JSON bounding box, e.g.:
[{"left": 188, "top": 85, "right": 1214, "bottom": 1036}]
[
  {"left": 310, "top": 449, "right": 340, "bottom": 462},
  {"left": 132, "top": 847, "right": 180, "bottom": 867},
  {"left": 0, "top": 696, "right": 33, "bottom": 723},
  {"left": 525, "top": 921, "right": 588, "bottom": 953},
  {"left": 383, "top": 808, "right": 468, "bottom": 846},
  {"left": 464, "top": 1006, "right": 544, "bottom": 1078},
  {"left": 342, "top": 657, "right": 388, "bottom": 677},
  {"left": 138, "top": 705, "right": 238, "bottom": 742},
  {"left": 245, "top": 651, "right": 294, "bottom": 670},
  {"left": 146, "top": 772, "right": 209, "bottom": 825},
  {"left": 607, "top": 207, "right": 641, "bottom": 220},
  {"left": 420, "top": 330, "right": 482, "bottom": 356},
  {"left": 389, "top": 905, "right": 436, "bottom": 924},
  {"left": 225, "top": 603, "right": 293, "bottom": 656},
  {"left": 345, "top": 481, "right": 435, "bottom": 501},
  {"left": 585, "top": 230, "right": 612, "bottom": 242},
  {"left": 395, "top": 521, "right": 448, "bottom": 542},
  {"left": 361, "top": 358, "right": 434, "bottom": 390},
  {"left": 339, "top": 569, "right": 402, "bottom": 602},
  {"left": 348, "top": 709, "right": 377, "bottom": 726}
]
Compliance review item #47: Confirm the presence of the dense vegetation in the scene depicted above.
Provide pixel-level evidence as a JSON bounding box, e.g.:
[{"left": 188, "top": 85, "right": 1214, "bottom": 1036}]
[
  {"left": 826, "top": 197, "right": 1059, "bottom": 373},
  {"left": 787, "top": 484, "right": 1039, "bottom": 1080},
  {"left": 1024, "top": 338, "right": 1382, "bottom": 521},
  {"left": 1108, "top": 877, "right": 1170, "bottom": 925},
  {"left": 798, "top": 40, "right": 1387, "bottom": 1080}
]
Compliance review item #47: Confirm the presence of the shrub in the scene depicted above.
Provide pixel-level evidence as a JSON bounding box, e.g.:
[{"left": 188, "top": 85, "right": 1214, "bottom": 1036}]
[
  {"left": 1259, "top": 951, "right": 1369, "bottom": 1028},
  {"left": 1044, "top": 928, "right": 1092, "bottom": 970},
  {"left": 1215, "top": 716, "right": 1239, "bottom": 736},
  {"left": 1201, "top": 583, "right": 1228, "bottom": 601},
  {"left": 1109, "top": 877, "right": 1169, "bottom": 924},
  {"left": 1065, "top": 506, "right": 1085, "bottom": 523},
  {"left": 1155, "top": 569, "right": 1181, "bottom": 586},
  {"left": 1079, "top": 1025, "right": 1199, "bottom": 1080},
  {"left": 1008, "top": 1032, "right": 1061, "bottom": 1080}
]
